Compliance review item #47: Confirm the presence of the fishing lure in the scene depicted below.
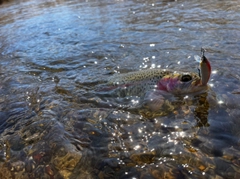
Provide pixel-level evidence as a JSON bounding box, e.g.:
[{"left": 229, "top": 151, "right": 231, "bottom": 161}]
[{"left": 194, "top": 48, "right": 211, "bottom": 85}]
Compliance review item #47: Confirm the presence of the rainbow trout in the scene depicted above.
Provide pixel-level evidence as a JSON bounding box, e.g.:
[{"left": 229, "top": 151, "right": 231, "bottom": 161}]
[
  {"left": 98, "top": 49, "right": 211, "bottom": 112},
  {"left": 106, "top": 69, "right": 207, "bottom": 97},
  {"left": 105, "top": 49, "right": 211, "bottom": 98}
]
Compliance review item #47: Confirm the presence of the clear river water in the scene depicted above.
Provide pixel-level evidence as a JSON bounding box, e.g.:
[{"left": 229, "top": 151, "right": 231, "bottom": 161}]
[{"left": 1, "top": 0, "right": 240, "bottom": 178}]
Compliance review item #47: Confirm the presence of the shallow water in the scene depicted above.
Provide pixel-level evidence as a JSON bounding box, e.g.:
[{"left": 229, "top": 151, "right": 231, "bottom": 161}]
[{"left": 1, "top": 0, "right": 240, "bottom": 178}]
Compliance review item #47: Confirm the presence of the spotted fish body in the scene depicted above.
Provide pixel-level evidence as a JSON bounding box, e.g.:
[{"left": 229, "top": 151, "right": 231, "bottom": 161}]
[{"left": 107, "top": 69, "right": 206, "bottom": 97}]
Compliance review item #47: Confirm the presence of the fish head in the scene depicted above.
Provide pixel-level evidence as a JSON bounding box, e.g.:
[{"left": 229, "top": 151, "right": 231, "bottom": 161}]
[{"left": 157, "top": 72, "right": 207, "bottom": 94}]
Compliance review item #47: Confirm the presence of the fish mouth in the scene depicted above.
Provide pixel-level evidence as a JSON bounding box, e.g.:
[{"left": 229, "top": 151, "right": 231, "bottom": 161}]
[
  {"left": 193, "top": 78, "right": 209, "bottom": 87},
  {"left": 188, "top": 78, "right": 209, "bottom": 94},
  {"left": 192, "top": 78, "right": 202, "bottom": 86}
]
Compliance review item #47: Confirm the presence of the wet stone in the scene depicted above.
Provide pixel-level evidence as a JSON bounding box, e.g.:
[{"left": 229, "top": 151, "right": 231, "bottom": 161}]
[
  {"left": 0, "top": 105, "right": 94, "bottom": 179},
  {"left": 102, "top": 158, "right": 119, "bottom": 169},
  {"left": 45, "top": 165, "right": 55, "bottom": 177},
  {"left": 98, "top": 165, "right": 115, "bottom": 179},
  {"left": 55, "top": 146, "right": 68, "bottom": 158},
  {"left": 117, "top": 167, "right": 140, "bottom": 179},
  {"left": 0, "top": 165, "right": 14, "bottom": 179},
  {"left": 130, "top": 152, "right": 156, "bottom": 165},
  {"left": 140, "top": 173, "right": 155, "bottom": 179},
  {"left": 25, "top": 159, "right": 35, "bottom": 173}
]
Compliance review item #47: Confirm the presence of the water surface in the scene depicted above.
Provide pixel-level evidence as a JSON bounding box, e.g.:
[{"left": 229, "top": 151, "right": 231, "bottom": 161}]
[{"left": 1, "top": 0, "right": 240, "bottom": 178}]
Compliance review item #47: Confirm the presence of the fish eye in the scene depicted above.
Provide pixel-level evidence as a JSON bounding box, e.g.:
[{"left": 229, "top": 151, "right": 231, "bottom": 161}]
[{"left": 181, "top": 74, "right": 192, "bottom": 82}]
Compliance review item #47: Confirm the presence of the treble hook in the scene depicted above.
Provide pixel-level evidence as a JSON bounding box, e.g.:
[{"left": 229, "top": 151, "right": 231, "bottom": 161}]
[{"left": 201, "top": 47, "right": 206, "bottom": 57}]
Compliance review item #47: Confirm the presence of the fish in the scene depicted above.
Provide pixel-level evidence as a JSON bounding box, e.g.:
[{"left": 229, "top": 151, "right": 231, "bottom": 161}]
[
  {"left": 194, "top": 48, "right": 212, "bottom": 85},
  {"left": 106, "top": 68, "right": 207, "bottom": 97},
  {"left": 108, "top": 49, "right": 211, "bottom": 97},
  {"left": 98, "top": 50, "right": 211, "bottom": 112}
]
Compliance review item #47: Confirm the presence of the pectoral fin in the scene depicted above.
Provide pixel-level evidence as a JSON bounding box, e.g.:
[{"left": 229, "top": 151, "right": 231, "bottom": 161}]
[{"left": 142, "top": 90, "right": 169, "bottom": 111}]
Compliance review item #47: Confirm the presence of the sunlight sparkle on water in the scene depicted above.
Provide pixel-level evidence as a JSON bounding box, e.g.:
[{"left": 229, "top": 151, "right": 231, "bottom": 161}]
[
  {"left": 129, "top": 136, "right": 133, "bottom": 142},
  {"left": 151, "top": 64, "right": 156, "bottom": 68},
  {"left": 174, "top": 131, "right": 186, "bottom": 138},
  {"left": 134, "top": 145, "right": 141, "bottom": 150},
  {"left": 218, "top": 100, "right": 224, "bottom": 104},
  {"left": 143, "top": 57, "right": 150, "bottom": 62},
  {"left": 138, "top": 128, "right": 143, "bottom": 133},
  {"left": 212, "top": 70, "right": 217, "bottom": 74},
  {"left": 131, "top": 99, "right": 139, "bottom": 105}
]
